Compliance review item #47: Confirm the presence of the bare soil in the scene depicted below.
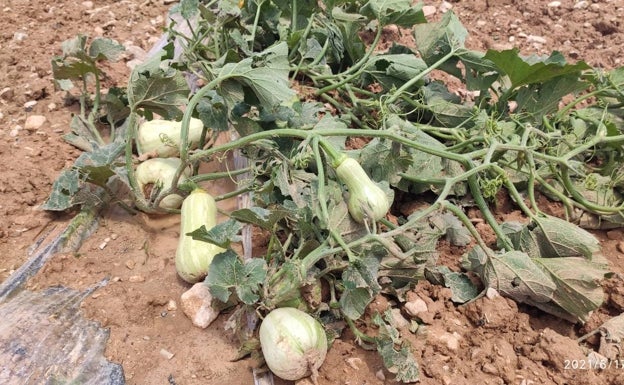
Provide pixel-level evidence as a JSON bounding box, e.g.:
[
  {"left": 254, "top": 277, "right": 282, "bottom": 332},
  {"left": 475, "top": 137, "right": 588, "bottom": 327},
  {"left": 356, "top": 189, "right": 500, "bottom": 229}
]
[{"left": 1, "top": 1, "right": 624, "bottom": 384}]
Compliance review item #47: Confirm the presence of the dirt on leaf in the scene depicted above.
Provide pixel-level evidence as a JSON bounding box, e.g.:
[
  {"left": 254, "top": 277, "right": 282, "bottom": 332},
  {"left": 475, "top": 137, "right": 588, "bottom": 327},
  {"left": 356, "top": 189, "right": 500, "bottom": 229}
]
[{"left": 2, "top": 1, "right": 624, "bottom": 384}]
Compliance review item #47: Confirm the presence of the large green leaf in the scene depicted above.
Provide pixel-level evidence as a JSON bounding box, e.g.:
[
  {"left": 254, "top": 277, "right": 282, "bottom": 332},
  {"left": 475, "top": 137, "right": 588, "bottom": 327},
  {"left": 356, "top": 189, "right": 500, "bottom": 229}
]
[
  {"left": 230, "top": 207, "right": 289, "bottom": 230},
  {"left": 360, "top": 0, "right": 426, "bottom": 27},
  {"left": 217, "top": 42, "right": 296, "bottom": 110},
  {"left": 515, "top": 74, "right": 588, "bottom": 122},
  {"left": 188, "top": 219, "right": 244, "bottom": 249},
  {"left": 206, "top": 250, "right": 267, "bottom": 305},
  {"left": 127, "top": 65, "right": 190, "bottom": 119},
  {"left": 414, "top": 11, "right": 467, "bottom": 67},
  {"left": 483, "top": 49, "right": 590, "bottom": 89},
  {"left": 362, "top": 54, "right": 428, "bottom": 91},
  {"left": 88, "top": 37, "right": 125, "bottom": 62},
  {"left": 126, "top": 45, "right": 189, "bottom": 119}
]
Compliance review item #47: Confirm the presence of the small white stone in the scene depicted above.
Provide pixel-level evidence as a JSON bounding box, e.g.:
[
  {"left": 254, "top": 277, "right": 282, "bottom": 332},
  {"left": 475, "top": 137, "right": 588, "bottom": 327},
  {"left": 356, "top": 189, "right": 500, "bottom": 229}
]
[
  {"left": 526, "top": 35, "right": 547, "bottom": 44},
  {"left": 547, "top": 1, "right": 561, "bottom": 7},
  {"left": 181, "top": 283, "right": 220, "bottom": 328},
  {"left": 573, "top": 1, "right": 589, "bottom": 9},
  {"left": 404, "top": 298, "right": 428, "bottom": 317},
  {"left": 47, "top": 103, "right": 57, "bottom": 111},
  {"left": 438, "top": 332, "right": 461, "bottom": 351},
  {"left": 486, "top": 287, "right": 500, "bottom": 299},
  {"left": 23, "top": 100, "right": 37, "bottom": 111},
  {"left": 345, "top": 357, "right": 363, "bottom": 370},
  {"left": 422, "top": 5, "right": 437, "bottom": 17},
  {"left": 166, "top": 299, "right": 177, "bottom": 311},
  {"left": 13, "top": 32, "right": 28, "bottom": 42},
  {"left": 128, "top": 275, "right": 145, "bottom": 283},
  {"left": 159, "top": 348, "right": 174, "bottom": 360},
  {"left": 440, "top": 1, "right": 453, "bottom": 13},
  {"left": 24, "top": 115, "right": 46, "bottom": 131},
  {"left": 10, "top": 126, "right": 22, "bottom": 137},
  {"left": 82, "top": 1, "right": 94, "bottom": 9}
]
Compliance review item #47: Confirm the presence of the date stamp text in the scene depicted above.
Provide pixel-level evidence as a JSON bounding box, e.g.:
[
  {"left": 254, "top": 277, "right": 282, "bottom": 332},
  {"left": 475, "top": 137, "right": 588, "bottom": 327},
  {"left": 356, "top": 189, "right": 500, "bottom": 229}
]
[{"left": 564, "top": 359, "right": 624, "bottom": 370}]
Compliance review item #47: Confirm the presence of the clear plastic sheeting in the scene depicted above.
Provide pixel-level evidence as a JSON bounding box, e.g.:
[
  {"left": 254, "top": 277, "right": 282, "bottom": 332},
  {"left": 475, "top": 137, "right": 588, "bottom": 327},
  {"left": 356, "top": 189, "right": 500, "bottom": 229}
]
[{"left": 0, "top": 282, "right": 124, "bottom": 385}]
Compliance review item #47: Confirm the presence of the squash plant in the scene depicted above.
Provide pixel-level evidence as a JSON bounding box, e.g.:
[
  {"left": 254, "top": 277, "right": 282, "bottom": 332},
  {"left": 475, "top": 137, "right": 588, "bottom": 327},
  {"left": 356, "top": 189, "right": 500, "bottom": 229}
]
[{"left": 44, "top": 0, "right": 624, "bottom": 382}]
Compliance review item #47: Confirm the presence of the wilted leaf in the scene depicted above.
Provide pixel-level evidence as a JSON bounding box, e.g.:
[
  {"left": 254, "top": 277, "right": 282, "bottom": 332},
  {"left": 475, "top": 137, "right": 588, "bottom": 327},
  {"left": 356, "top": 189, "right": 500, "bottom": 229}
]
[
  {"left": 531, "top": 215, "right": 601, "bottom": 259},
  {"left": 41, "top": 169, "right": 84, "bottom": 211},
  {"left": 467, "top": 247, "right": 556, "bottom": 304},
  {"left": 359, "top": 137, "right": 412, "bottom": 185},
  {"left": 206, "top": 250, "right": 267, "bottom": 305},
  {"left": 534, "top": 257, "right": 608, "bottom": 323},
  {"left": 429, "top": 212, "right": 472, "bottom": 247},
  {"left": 597, "top": 313, "right": 624, "bottom": 359},
  {"left": 372, "top": 311, "right": 420, "bottom": 382},
  {"left": 88, "top": 37, "right": 125, "bottom": 62},
  {"left": 362, "top": 54, "right": 428, "bottom": 91},
  {"left": 425, "top": 265, "right": 480, "bottom": 303},
  {"left": 340, "top": 256, "right": 381, "bottom": 320},
  {"left": 189, "top": 219, "right": 244, "bottom": 249},
  {"left": 230, "top": 207, "right": 289, "bottom": 230}
]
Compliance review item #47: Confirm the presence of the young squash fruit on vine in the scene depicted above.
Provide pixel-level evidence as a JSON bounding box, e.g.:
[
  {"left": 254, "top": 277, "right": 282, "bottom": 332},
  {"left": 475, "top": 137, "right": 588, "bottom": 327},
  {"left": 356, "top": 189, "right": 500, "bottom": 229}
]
[
  {"left": 334, "top": 156, "right": 392, "bottom": 223},
  {"left": 135, "top": 157, "right": 191, "bottom": 209},
  {"left": 175, "top": 188, "right": 225, "bottom": 283},
  {"left": 136, "top": 117, "right": 205, "bottom": 158}
]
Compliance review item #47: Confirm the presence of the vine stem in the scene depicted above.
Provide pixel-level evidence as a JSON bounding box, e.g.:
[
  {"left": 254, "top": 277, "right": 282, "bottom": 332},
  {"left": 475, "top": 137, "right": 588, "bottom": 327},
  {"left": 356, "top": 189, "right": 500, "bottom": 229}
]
[
  {"left": 249, "top": 0, "right": 265, "bottom": 53},
  {"left": 312, "top": 138, "right": 358, "bottom": 262},
  {"left": 187, "top": 125, "right": 514, "bottom": 249},
  {"left": 385, "top": 49, "right": 457, "bottom": 105}
]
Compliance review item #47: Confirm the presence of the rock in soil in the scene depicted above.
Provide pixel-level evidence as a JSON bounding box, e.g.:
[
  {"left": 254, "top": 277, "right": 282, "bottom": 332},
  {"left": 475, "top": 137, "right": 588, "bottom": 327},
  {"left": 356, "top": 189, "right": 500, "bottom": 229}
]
[{"left": 180, "top": 282, "right": 220, "bottom": 329}]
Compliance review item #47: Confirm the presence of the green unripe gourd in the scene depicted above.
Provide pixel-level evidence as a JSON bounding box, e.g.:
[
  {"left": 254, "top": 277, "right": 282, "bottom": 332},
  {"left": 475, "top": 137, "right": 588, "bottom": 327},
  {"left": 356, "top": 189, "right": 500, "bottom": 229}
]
[
  {"left": 175, "top": 188, "right": 225, "bottom": 283},
  {"left": 334, "top": 157, "right": 391, "bottom": 223}
]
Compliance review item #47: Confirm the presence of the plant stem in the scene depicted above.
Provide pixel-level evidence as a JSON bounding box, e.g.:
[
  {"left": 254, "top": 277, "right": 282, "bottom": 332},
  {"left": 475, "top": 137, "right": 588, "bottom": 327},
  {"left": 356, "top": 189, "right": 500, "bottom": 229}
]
[
  {"left": 189, "top": 167, "right": 252, "bottom": 183},
  {"left": 214, "top": 185, "right": 254, "bottom": 202},
  {"left": 385, "top": 49, "right": 457, "bottom": 105},
  {"left": 344, "top": 316, "right": 376, "bottom": 344},
  {"left": 249, "top": 0, "right": 265, "bottom": 52}
]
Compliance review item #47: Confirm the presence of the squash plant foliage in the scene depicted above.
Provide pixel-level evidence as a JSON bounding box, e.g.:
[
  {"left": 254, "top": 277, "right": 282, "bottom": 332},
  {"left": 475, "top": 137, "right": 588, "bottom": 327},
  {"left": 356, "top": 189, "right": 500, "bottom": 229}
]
[{"left": 45, "top": 0, "right": 624, "bottom": 381}]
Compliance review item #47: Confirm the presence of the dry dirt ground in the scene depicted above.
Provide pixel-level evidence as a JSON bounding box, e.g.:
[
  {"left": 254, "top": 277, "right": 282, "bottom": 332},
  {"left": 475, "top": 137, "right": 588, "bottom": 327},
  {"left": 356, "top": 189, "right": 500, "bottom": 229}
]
[{"left": 2, "top": 0, "right": 624, "bottom": 384}]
